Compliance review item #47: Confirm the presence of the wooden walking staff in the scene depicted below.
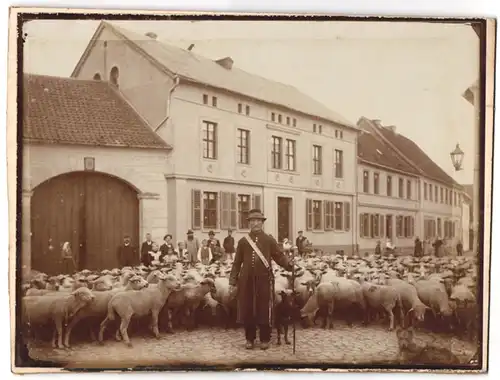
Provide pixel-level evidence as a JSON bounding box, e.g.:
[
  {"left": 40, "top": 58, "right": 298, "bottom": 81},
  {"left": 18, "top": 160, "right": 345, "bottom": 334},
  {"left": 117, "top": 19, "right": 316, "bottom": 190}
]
[{"left": 291, "top": 245, "right": 297, "bottom": 354}]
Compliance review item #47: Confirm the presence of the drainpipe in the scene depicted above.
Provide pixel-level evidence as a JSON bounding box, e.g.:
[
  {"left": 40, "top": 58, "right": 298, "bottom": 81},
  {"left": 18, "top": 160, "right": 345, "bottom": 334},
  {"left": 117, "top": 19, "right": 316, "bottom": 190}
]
[{"left": 155, "top": 75, "right": 180, "bottom": 133}]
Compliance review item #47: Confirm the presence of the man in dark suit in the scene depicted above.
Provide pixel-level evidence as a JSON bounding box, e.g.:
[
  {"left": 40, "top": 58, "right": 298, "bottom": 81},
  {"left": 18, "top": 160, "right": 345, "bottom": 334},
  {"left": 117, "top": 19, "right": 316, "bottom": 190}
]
[
  {"left": 229, "top": 209, "right": 299, "bottom": 350},
  {"left": 116, "top": 235, "right": 138, "bottom": 267},
  {"left": 140, "top": 233, "right": 154, "bottom": 266},
  {"left": 295, "top": 230, "right": 308, "bottom": 258}
]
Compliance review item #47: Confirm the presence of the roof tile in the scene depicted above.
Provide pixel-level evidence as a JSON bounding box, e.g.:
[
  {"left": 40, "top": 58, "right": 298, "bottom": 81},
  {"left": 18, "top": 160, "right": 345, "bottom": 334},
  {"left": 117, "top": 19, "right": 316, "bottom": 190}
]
[{"left": 23, "top": 74, "right": 171, "bottom": 150}]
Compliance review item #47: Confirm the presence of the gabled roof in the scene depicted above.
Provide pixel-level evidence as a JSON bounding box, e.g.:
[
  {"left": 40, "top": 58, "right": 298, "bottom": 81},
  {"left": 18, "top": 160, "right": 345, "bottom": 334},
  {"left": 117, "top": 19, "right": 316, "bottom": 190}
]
[
  {"left": 72, "top": 21, "right": 357, "bottom": 130},
  {"left": 357, "top": 131, "right": 420, "bottom": 176},
  {"left": 23, "top": 74, "right": 171, "bottom": 150},
  {"left": 359, "top": 117, "right": 460, "bottom": 188}
]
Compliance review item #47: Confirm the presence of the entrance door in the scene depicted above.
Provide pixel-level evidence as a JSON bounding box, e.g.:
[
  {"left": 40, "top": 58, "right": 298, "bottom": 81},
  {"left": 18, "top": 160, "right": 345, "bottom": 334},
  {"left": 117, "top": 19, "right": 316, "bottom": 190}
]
[
  {"left": 386, "top": 214, "right": 393, "bottom": 240},
  {"left": 277, "top": 197, "right": 292, "bottom": 243},
  {"left": 31, "top": 172, "right": 139, "bottom": 274}
]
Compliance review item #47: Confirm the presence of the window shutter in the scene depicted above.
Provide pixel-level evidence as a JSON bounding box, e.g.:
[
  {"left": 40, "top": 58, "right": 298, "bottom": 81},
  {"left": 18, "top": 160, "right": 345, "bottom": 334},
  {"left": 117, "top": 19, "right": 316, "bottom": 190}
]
[
  {"left": 343, "top": 202, "right": 350, "bottom": 232},
  {"left": 379, "top": 215, "right": 385, "bottom": 237},
  {"left": 220, "top": 192, "right": 230, "bottom": 230},
  {"left": 230, "top": 193, "right": 237, "bottom": 229},
  {"left": 359, "top": 213, "right": 364, "bottom": 238},
  {"left": 306, "top": 199, "right": 313, "bottom": 231},
  {"left": 192, "top": 189, "right": 202, "bottom": 230},
  {"left": 411, "top": 216, "right": 415, "bottom": 237},
  {"left": 252, "top": 194, "right": 262, "bottom": 211},
  {"left": 324, "top": 202, "right": 330, "bottom": 230}
]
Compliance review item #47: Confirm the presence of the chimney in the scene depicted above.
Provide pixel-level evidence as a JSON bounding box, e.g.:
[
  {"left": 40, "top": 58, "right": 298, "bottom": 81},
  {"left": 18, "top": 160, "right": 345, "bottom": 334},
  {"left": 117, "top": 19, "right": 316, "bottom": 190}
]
[
  {"left": 385, "top": 125, "right": 397, "bottom": 133},
  {"left": 372, "top": 119, "right": 383, "bottom": 128},
  {"left": 215, "top": 57, "right": 234, "bottom": 70},
  {"left": 145, "top": 32, "right": 158, "bottom": 40}
]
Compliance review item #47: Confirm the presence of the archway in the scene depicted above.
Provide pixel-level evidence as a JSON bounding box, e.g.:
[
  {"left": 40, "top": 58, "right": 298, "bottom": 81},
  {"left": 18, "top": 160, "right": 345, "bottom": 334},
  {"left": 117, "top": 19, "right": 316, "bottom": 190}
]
[{"left": 31, "top": 171, "right": 139, "bottom": 274}]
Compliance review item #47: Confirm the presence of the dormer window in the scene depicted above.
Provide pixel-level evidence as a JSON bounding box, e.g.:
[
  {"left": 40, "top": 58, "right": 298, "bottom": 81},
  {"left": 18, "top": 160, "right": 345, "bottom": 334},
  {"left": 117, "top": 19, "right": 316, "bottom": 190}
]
[
  {"left": 278, "top": 114, "right": 282, "bottom": 124},
  {"left": 93, "top": 73, "right": 101, "bottom": 81}
]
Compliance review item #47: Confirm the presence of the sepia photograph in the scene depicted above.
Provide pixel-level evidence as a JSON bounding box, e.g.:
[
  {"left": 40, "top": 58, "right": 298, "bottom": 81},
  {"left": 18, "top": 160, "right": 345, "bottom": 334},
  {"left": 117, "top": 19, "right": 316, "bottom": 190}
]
[{"left": 9, "top": 9, "right": 494, "bottom": 373}]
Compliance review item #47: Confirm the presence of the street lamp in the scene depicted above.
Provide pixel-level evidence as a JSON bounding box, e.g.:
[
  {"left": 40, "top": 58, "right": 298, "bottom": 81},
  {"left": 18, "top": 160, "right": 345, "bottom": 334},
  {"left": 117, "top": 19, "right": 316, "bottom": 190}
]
[{"left": 450, "top": 143, "right": 465, "bottom": 171}]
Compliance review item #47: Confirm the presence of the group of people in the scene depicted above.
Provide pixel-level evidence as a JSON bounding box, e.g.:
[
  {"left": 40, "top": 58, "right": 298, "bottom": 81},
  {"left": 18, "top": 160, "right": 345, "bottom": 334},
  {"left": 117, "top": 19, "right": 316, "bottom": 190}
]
[
  {"left": 133, "top": 229, "right": 239, "bottom": 267},
  {"left": 373, "top": 237, "right": 465, "bottom": 258}
]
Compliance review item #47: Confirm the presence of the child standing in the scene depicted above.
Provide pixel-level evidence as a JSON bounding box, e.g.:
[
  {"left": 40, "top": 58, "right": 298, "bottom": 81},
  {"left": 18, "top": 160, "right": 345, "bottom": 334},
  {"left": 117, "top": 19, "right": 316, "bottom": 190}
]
[{"left": 198, "top": 239, "right": 212, "bottom": 265}]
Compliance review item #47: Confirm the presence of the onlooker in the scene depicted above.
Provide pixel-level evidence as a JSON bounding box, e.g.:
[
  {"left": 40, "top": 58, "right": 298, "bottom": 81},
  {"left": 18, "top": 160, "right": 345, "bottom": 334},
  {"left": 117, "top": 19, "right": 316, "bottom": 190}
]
[
  {"left": 414, "top": 237, "right": 423, "bottom": 257},
  {"left": 140, "top": 233, "right": 154, "bottom": 264},
  {"left": 160, "top": 234, "right": 174, "bottom": 262},
  {"left": 198, "top": 239, "right": 212, "bottom": 265},
  {"left": 116, "top": 235, "right": 138, "bottom": 267},
  {"left": 223, "top": 229, "right": 235, "bottom": 261},
  {"left": 185, "top": 230, "right": 200, "bottom": 264},
  {"left": 208, "top": 231, "right": 221, "bottom": 248},
  {"left": 295, "top": 230, "right": 308, "bottom": 258},
  {"left": 456, "top": 240, "right": 464, "bottom": 256}
]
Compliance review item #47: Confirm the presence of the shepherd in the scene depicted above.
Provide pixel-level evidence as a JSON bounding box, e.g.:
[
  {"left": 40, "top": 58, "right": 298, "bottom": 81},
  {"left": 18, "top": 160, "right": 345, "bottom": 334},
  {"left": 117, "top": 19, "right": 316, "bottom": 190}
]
[{"left": 229, "top": 208, "right": 299, "bottom": 350}]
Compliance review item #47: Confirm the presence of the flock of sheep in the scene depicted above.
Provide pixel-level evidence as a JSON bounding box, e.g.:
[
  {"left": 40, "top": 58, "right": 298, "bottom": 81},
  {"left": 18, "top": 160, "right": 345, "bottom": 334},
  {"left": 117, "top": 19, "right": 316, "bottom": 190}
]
[{"left": 21, "top": 251, "right": 479, "bottom": 353}]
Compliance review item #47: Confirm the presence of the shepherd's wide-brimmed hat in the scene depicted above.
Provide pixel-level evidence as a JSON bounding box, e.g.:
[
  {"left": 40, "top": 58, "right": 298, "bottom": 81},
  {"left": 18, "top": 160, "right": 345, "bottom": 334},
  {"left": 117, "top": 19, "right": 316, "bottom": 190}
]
[{"left": 247, "top": 209, "right": 267, "bottom": 221}]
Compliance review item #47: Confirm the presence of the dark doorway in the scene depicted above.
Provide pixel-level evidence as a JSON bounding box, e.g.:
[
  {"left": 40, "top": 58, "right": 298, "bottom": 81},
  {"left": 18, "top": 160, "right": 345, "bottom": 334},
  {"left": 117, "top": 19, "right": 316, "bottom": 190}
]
[
  {"left": 386, "top": 214, "right": 393, "bottom": 240},
  {"left": 31, "top": 171, "right": 139, "bottom": 274},
  {"left": 277, "top": 197, "right": 292, "bottom": 243}
]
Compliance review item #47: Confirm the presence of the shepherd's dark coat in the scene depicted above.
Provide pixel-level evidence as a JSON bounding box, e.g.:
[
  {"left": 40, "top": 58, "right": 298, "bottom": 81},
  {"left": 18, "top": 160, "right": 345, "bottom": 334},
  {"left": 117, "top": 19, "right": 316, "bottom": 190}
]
[{"left": 229, "top": 230, "right": 293, "bottom": 326}]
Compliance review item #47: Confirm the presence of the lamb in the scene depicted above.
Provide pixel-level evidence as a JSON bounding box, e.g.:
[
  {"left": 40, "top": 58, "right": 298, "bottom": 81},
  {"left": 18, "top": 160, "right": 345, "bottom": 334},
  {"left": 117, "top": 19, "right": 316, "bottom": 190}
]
[
  {"left": 63, "top": 275, "right": 149, "bottom": 348},
  {"left": 161, "top": 278, "right": 216, "bottom": 332},
  {"left": 300, "top": 282, "right": 338, "bottom": 329},
  {"left": 361, "top": 281, "right": 404, "bottom": 330},
  {"left": 98, "top": 273, "right": 181, "bottom": 346},
  {"left": 22, "top": 287, "right": 95, "bottom": 349},
  {"left": 387, "top": 278, "right": 430, "bottom": 326},
  {"left": 414, "top": 279, "right": 454, "bottom": 318}
]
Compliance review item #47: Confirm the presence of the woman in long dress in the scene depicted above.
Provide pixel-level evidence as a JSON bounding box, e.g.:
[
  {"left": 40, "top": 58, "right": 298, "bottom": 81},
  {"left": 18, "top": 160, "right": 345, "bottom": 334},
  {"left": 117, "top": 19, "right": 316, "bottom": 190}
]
[{"left": 60, "top": 242, "right": 76, "bottom": 274}]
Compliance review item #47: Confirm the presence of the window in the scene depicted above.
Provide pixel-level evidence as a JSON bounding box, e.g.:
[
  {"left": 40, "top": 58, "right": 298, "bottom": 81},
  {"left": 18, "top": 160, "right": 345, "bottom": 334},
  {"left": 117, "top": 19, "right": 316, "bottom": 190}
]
[
  {"left": 202, "top": 121, "right": 217, "bottom": 159},
  {"left": 110, "top": 66, "right": 119, "bottom": 87},
  {"left": 313, "top": 124, "right": 317, "bottom": 133},
  {"left": 212, "top": 96, "right": 217, "bottom": 107},
  {"left": 238, "top": 103, "right": 242, "bottom": 113},
  {"left": 313, "top": 200, "right": 322, "bottom": 229},
  {"left": 93, "top": 73, "right": 101, "bottom": 80},
  {"left": 334, "top": 202, "right": 343, "bottom": 230},
  {"left": 293, "top": 118, "right": 297, "bottom": 127},
  {"left": 319, "top": 125, "right": 322, "bottom": 134},
  {"left": 313, "top": 145, "right": 322, "bottom": 175},
  {"left": 335, "top": 130, "right": 338, "bottom": 138},
  {"left": 334, "top": 149, "right": 343, "bottom": 178},
  {"left": 406, "top": 180, "right": 412, "bottom": 200},
  {"left": 437, "top": 218, "right": 442, "bottom": 237},
  {"left": 374, "top": 173, "right": 380, "bottom": 195},
  {"left": 445, "top": 189, "right": 448, "bottom": 204},
  {"left": 271, "top": 112, "right": 276, "bottom": 122},
  {"left": 237, "top": 129, "right": 250, "bottom": 164},
  {"left": 285, "top": 139, "right": 296, "bottom": 171},
  {"left": 424, "top": 183, "right": 428, "bottom": 200},
  {"left": 245, "top": 105, "right": 250, "bottom": 116},
  {"left": 387, "top": 176, "right": 392, "bottom": 196},
  {"left": 286, "top": 116, "right": 290, "bottom": 125},
  {"left": 271, "top": 136, "right": 282, "bottom": 169},
  {"left": 360, "top": 213, "right": 370, "bottom": 237},
  {"left": 429, "top": 184, "right": 433, "bottom": 201},
  {"left": 404, "top": 216, "right": 414, "bottom": 238},
  {"left": 203, "top": 192, "right": 218, "bottom": 229},
  {"left": 238, "top": 194, "right": 251, "bottom": 229},
  {"left": 363, "top": 170, "right": 369, "bottom": 193},
  {"left": 339, "top": 131, "right": 343, "bottom": 139},
  {"left": 203, "top": 94, "right": 209, "bottom": 104},
  {"left": 278, "top": 114, "right": 282, "bottom": 123},
  {"left": 325, "top": 201, "right": 334, "bottom": 230},
  {"left": 435, "top": 186, "right": 438, "bottom": 202},
  {"left": 398, "top": 178, "right": 404, "bottom": 198},
  {"left": 454, "top": 192, "right": 457, "bottom": 206}
]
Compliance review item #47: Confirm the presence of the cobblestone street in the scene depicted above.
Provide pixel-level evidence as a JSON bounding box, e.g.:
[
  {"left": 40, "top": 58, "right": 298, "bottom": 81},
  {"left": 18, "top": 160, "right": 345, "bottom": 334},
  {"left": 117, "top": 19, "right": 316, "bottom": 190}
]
[{"left": 27, "top": 325, "right": 478, "bottom": 368}]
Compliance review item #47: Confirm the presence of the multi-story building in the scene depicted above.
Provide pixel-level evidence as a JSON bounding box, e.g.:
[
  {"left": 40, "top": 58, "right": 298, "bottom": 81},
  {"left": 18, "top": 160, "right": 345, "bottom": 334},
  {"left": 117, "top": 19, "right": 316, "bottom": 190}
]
[
  {"left": 22, "top": 21, "right": 360, "bottom": 275},
  {"left": 356, "top": 125, "right": 421, "bottom": 254},
  {"left": 358, "top": 117, "right": 466, "bottom": 253}
]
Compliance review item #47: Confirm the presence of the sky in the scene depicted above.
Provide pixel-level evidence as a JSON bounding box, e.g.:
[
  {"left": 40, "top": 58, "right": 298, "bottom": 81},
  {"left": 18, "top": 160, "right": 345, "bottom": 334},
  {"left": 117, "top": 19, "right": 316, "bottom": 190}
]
[{"left": 22, "top": 19, "right": 479, "bottom": 184}]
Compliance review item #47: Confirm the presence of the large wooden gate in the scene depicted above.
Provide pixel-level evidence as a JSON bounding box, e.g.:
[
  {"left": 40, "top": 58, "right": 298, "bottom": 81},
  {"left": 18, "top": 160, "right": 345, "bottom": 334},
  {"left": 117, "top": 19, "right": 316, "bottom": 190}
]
[{"left": 31, "top": 172, "right": 139, "bottom": 274}]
